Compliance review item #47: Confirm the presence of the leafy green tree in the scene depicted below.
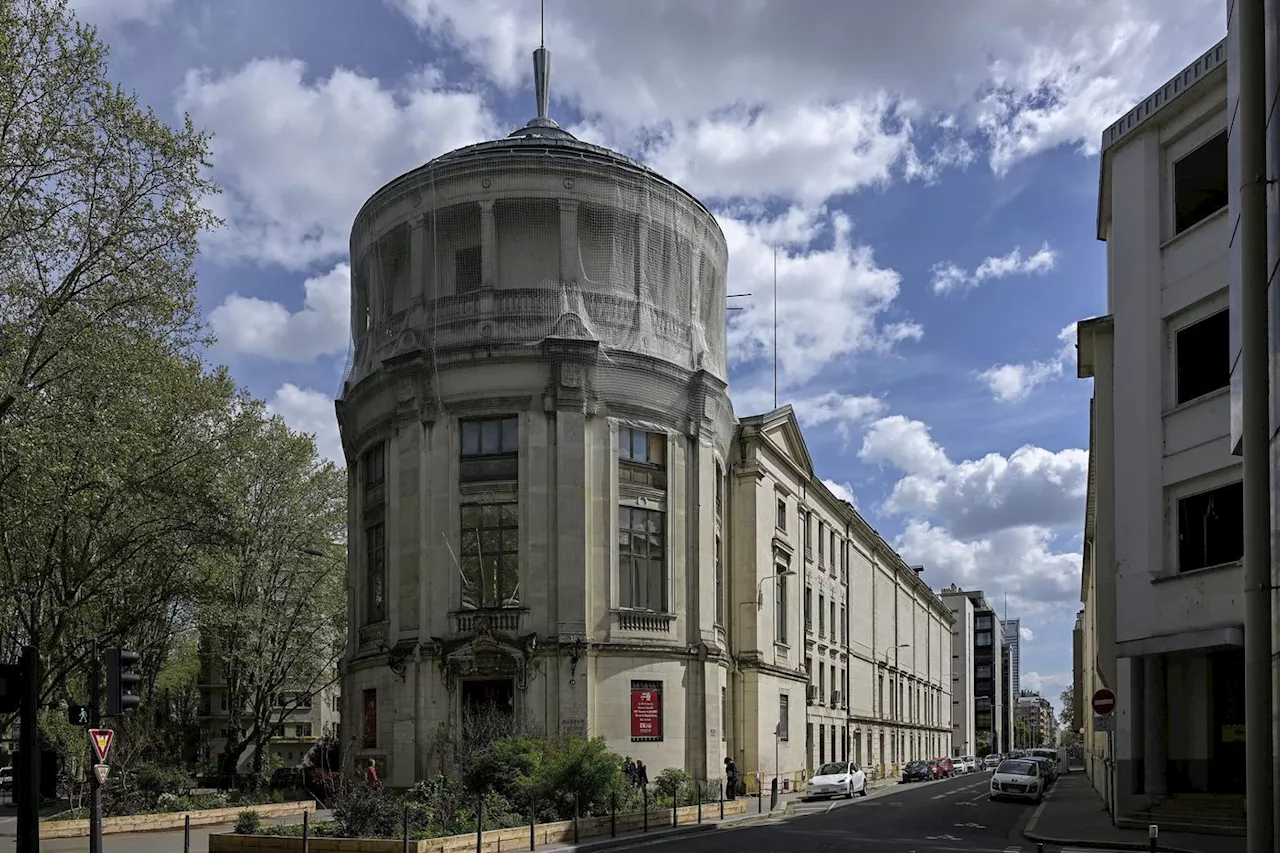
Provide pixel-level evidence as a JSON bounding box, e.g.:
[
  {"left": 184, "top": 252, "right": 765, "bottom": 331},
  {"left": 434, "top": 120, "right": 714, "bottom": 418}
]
[
  {"left": 0, "top": 0, "right": 219, "bottom": 429},
  {"left": 1058, "top": 684, "right": 1075, "bottom": 732},
  {"left": 198, "top": 409, "right": 347, "bottom": 783}
]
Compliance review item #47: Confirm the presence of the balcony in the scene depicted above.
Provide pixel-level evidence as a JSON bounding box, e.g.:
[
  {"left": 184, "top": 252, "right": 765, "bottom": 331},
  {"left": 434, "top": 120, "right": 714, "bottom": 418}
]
[{"left": 449, "top": 608, "right": 526, "bottom": 635}]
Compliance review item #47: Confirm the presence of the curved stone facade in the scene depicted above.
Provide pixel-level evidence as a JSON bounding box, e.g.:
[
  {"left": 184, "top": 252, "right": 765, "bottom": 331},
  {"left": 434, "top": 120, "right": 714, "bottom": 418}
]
[{"left": 336, "top": 101, "right": 736, "bottom": 785}]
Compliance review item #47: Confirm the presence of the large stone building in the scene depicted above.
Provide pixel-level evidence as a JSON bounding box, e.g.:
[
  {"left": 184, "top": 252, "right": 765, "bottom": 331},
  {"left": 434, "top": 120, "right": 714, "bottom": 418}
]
[
  {"left": 1014, "top": 692, "right": 1055, "bottom": 750},
  {"left": 1078, "top": 35, "right": 1246, "bottom": 832},
  {"left": 335, "top": 43, "right": 952, "bottom": 789}
]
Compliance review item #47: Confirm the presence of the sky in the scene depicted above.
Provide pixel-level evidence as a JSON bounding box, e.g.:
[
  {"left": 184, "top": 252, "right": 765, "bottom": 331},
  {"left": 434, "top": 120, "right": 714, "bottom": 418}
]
[{"left": 73, "top": 0, "right": 1228, "bottom": 720}]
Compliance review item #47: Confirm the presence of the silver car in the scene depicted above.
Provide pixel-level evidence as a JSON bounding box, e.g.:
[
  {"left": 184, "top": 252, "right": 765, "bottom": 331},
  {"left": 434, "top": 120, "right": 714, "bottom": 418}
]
[{"left": 989, "top": 758, "right": 1044, "bottom": 804}]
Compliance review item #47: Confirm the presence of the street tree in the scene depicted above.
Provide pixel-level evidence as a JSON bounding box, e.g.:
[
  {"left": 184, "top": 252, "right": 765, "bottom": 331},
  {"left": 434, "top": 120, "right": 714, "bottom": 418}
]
[
  {"left": 1058, "top": 684, "right": 1075, "bottom": 732},
  {"left": 0, "top": 0, "right": 218, "bottom": 429},
  {"left": 0, "top": 346, "right": 244, "bottom": 704},
  {"left": 199, "top": 409, "right": 346, "bottom": 783}
]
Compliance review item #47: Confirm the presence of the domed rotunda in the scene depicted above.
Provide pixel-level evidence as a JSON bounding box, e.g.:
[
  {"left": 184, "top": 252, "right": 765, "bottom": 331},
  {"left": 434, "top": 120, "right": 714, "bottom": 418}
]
[{"left": 336, "top": 41, "right": 734, "bottom": 786}]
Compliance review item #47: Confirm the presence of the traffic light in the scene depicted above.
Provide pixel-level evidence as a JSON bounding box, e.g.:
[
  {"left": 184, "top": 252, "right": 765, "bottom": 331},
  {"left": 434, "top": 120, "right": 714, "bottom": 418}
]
[
  {"left": 67, "top": 704, "right": 90, "bottom": 726},
  {"left": 105, "top": 648, "right": 141, "bottom": 716}
]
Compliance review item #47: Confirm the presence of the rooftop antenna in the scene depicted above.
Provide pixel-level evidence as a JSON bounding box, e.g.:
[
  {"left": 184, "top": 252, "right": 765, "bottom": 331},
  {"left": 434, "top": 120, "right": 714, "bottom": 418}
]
[
  {"left": 773, "top": 244, "right": 779, "bottom": 409},
  {"left": 532, "top": 0, "right": 552, "bottom": 124}
]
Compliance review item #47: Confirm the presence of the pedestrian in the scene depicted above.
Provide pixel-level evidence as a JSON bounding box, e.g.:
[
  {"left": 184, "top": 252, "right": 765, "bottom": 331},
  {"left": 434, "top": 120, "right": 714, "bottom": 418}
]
[
  {"left": 635, "top": 759, "right": 649, "bottom": 788},
  {"left": 624, "top": 756, "right": 636, "bottom": 787},
  {"left": 365, "top": 758, "right": 380, "bottom": 789},
  {"left": 724, "top": 756, "right": 737, "bottom": 801}
]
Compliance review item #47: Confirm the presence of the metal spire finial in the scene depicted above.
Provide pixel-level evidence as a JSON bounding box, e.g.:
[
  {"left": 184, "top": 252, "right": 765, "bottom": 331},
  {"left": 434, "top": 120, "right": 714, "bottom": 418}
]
[{"left": 532, "top": 0, "right": 551, "bottom": 124}]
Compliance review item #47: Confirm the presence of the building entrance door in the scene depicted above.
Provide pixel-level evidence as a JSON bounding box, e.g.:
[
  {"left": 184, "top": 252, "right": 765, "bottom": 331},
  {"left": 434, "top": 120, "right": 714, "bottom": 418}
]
[{"left": 1209, "top": 649, "right": 1244, "bottom": 794}]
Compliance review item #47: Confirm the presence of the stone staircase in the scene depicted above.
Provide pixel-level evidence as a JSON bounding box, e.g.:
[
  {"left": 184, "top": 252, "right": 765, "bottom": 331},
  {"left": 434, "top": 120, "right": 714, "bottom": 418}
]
[{"left": 1120, "top": 793, "right": 1246, "bottom": 836}]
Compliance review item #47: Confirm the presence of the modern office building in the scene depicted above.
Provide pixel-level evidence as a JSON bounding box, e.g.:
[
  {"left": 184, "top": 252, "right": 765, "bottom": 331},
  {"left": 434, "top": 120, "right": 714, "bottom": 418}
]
[
  {"left": 934, "top": 588, "right": 1003, "bottom": 756},
  {"left": 938, "top": 585, "right": 977, "bottom": 757},
  {"left": 1002, "top": 618, "right": 1021, "bottom": 698},
  {"left": 1078, "top": 33, "right": 1246, "bottom": 832}
]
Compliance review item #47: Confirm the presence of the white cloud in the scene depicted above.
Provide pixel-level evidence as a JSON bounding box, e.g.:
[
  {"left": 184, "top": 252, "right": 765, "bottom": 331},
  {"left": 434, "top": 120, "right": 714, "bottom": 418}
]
[
  {"left": 388, "top": 0, "right": 1222, "bottom": 173},
  {"left": 177, "top": 60, "right": 499, "bottom": 269},
  {"left": 857, "top": 409, "right": 1086, "bottom": 620},
  {"left": 823, "top": 479, "right": 857, "bottom": 507},
  {"left": 72, "top": 0, "right": 173, "bottom": 27},
  {"left": 210, "top": 264, "right": 351, "bottom": 363},
  {"left": 1020, "top": 626, "right": 1036, "bottom": 643},
  {"left": 722, "top": 207, "right": 922, "bottom": 385},
  {"left": 1022, "top": 671, "right": 1071, "bottom": 697},
  {"left": 931, "top": 243, "right": 1057, "bottom": 295},
  {"left": 268, "top": 384, "right": 342, "bottom": 465},
  {"left": 979, "top": 322, "right": 1078, "bottom": 403}
]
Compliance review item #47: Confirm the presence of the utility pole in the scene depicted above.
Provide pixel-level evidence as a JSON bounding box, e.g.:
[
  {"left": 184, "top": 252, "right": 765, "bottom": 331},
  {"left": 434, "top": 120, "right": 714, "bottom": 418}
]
[
  {"left": 1237, "top": 2, "right": 1275, "bottom": 852},
  {"left": 15, "top": 646, "right": 39, "bottom": 853},
  {"left": 89, "top": 638, "right": 103, "bottom": 853}
]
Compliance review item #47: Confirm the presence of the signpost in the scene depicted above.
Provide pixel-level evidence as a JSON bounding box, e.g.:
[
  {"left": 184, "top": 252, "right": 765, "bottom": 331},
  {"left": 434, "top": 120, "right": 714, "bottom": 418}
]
[
  {"left": 1091, "top": 687, "right": 1117, "bottom": 817},
  {"left": 1092, "top": 688, "right": 1116, "bottom": 716},
  {"left": 88, "top": 729, "right": 114, "bottom": 764}
]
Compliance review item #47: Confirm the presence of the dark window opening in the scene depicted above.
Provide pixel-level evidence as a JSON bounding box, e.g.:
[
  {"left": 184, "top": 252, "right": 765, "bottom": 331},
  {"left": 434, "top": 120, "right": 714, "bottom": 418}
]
[
  {"left": 620, "top": 506, "right": 666, "bottom": 611},
  {"left": 1173, "top": 131, "right": 1228, "bottom": 234},
  {"left": 363, "top": 443, "right": 385, "bottom": 509},
  {"left": 365, "top": 522, "right": 386, "bottom": 624},
  {"left": 619, "top": 426, "right": 667, "bottom": 488},
  {"left": 1175, "top": 310, "right": 1230, "bottom": 404},
  {"left": 460, "top": 416, "right": 518, "bottom": 482},
  {"left": 1177, "top": 481, "right": 1244, "bottom": 572},
  {"left": 456, "top": 245, "right": 482, "bottom": 294}
]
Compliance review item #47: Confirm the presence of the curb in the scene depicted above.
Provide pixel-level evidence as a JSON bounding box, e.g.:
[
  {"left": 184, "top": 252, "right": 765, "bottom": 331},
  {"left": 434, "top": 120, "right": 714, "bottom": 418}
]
[
  {"left": 548, "top": 822, "right": 721, "bottom": 852},
  {"left": 1021, "top": 831, "right": 1209, "bottom": 853}
]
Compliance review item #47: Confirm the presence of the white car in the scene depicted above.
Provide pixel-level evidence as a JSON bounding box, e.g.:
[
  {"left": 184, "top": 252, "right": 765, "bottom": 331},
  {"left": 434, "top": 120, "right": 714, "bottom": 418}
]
[
  {"left": 989, "top": 758, "right": 1045, "bottom": 804},
  {"left": 983, "top": 754, "right": 1002, "bottom": 770},
  {"left": 806, "top": 760, "right": 869, "bottom": 799},
  {"left": 955, "top": 756, "right": 977, "bottom": 774}
]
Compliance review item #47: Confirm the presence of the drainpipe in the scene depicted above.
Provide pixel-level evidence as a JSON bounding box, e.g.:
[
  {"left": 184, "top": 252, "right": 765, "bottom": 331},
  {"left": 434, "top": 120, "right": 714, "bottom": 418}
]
[{"left": 1238, "top": 2, "right": 1274, "bottom": 851}]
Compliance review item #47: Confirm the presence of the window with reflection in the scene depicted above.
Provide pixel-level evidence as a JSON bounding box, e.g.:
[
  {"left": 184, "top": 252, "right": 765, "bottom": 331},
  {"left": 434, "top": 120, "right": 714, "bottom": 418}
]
[
  {"left": 620, "top": 506, "right": 666, "bottom": 611},
  {"left": 460, "top": 416, "right": 518, "bottom": 482},
  {"left": 460, "top": 503, "right": 520, "bottom": 609}
]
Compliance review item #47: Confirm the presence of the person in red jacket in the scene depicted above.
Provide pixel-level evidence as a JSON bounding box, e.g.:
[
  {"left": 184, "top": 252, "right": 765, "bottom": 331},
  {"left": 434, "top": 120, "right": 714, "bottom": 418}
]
[{"left": 365, "top": 758, "right": 380, "bottom": 789}]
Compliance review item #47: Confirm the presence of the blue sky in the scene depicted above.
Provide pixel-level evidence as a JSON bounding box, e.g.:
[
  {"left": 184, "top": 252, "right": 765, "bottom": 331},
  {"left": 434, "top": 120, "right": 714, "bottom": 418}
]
[{"left": 75, "top": 0, "right": 1227, "bottom": 717}]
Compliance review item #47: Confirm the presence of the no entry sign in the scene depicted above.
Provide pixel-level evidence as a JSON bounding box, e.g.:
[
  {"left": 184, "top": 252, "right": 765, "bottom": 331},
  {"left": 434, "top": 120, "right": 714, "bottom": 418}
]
[{"left": 1092, "top": 688, "right": 1116, "bottom": 716}]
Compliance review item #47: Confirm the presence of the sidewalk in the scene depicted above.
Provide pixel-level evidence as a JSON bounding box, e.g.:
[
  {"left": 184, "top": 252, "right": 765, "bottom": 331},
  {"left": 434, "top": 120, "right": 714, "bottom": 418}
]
[{"left": 1024, "top": 772, "right": 1244, "bottom": 853}]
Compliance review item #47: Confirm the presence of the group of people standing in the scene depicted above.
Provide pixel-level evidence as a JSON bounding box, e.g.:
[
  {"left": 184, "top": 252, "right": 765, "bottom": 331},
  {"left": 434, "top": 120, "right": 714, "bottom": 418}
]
[{"left": 622, "top": 756, "right": 649, "bottom": 788}]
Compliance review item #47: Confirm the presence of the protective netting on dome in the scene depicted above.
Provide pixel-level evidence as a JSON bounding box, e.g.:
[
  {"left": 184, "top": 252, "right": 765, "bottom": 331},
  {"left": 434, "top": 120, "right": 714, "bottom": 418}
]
[{"left": 339, "top": 142, "right": 730, "bottom": 411}]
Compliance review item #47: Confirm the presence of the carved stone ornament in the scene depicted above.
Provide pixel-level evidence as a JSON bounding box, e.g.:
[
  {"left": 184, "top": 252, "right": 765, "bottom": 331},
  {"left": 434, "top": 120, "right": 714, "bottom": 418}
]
[{"left": 431, "top": 623, "right": 539, "bottom": 693}]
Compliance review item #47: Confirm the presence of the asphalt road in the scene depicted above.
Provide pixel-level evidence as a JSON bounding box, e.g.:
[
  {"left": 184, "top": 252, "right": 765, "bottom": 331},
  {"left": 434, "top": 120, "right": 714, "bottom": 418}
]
[{"left": 616, "top": 771, "right": 1117, "bottom": 853}]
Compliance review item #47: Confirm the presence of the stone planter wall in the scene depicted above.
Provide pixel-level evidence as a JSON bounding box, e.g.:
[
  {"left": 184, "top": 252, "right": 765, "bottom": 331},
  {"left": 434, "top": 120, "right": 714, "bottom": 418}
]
[
  {"left": 209, "top": 799, "right": 749, "bottom": 853},
  {"left": 40, "top": 800, "right": 318, "bottom": 839}
]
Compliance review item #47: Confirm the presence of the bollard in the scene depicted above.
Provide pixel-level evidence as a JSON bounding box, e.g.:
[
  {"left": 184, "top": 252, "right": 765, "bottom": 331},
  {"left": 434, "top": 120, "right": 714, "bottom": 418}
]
[
  {"left": 573, "top": 793, "right": 580, "bottom": 844},
  {"left": 643, "top": 785, "right": 649, "bottom": 833},
  {"left": 476, "top": 796, "right": 484, "bottom": 853},
  {"left": 610, "top": 791, "right": 616, "bottom": 838},
  {"left": 183, "top": 814, "right": 191, "bottom": 853},
  {"left": 672, "top": 785, "right": 679, "bottom": 827},
  {"left": 719, "top": 780, "right": 724, "bottom": 820},
  {"left": 770, "top": 776, "right": 778, "bottom": 811},
  {"left": 302, "top": 810, "right": 310, "bottom": 853},
  {"left": 1149, "top": 824, "right": 1159, "bottom": 853},
  {"left": 697, "top": 782, "right": 702, "bottom": 824},
  {"left": 528, "top": 802, "right": 536, "bottom": 851},
  {"left": 402, "top": 806, "right": 409, "bottom": 853}
]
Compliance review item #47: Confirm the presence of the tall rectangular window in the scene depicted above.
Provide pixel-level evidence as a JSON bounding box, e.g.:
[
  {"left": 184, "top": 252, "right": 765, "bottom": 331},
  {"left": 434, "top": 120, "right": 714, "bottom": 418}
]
[
  {"left": 362, "top": 689, "right": 377, "bottom": 748},
  {"left": 1173, "top": 130, "right": 1228, "bottom": 235},
  {"left": 714, "top": 535, "right": 724, "bottom": 625},
  {"left": 778, "top": 693, "right": 790, "bottom": 741},
  {"left": 460, "top": 503, "right": 519, "bottom": 608},
  {"left": 840, "top": 605, "right": 847, "bottom": 643},
  {"left": 804, "top": 512, "right": 812, "bottom": 556},
  {"left": 362, "top": 444, "right": 386, "bottom": 509},
  {"left": 818, "top": 520, "right": 826, "bottom": 563},
  {"left": 804, "top": 586, "right": 812, "bottom": 631},
  {"left": 1175, "top": 310, "right": 1229, "bottom": 404},
  {"left": 1176, "top": 481, "right": 1243, "bottom": 572},
  {"left": 365, "top": 522, "right": 386, "bottom": 623},
  {"left": 618, "top": 427, "right": 666, "bottom": 487},
  {"left": 620, "top": 506, "right": 666, "bottom": 611},
  {"left": 460, "top": 416, "right": 518, "bottom": 482},
  {"left": 775, "top": 575, "right": 788, "bottom": 644},
  {"left": 830, "top": 601, "right": 836, "bottom": 640},
  {"left": 818, "top": 594, "right": 825, "bottom": 636},
  {"left": 456, "top": 245, "right": 482, "bottom": 293},
  {"left": 715, "top": 461, "right": 724, "bottom": 516},
  {"left": 776, "top": 498, "right": 787, "bottom": 530}
]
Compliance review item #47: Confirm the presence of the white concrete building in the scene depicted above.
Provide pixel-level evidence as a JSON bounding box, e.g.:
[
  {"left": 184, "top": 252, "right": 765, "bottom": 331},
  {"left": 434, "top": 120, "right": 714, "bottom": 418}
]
[
  {"left": 938, "top": 585, "right": 977, "bottom": 758},
  {"left": 1080, "top": 35, "right": 1246, "bottom": 825}
]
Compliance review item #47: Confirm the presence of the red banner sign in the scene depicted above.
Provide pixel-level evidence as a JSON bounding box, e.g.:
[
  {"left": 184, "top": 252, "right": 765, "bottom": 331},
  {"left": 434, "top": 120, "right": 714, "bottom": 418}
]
[{"left": 631, "top": 685, "right": 661, "bottom": 740}]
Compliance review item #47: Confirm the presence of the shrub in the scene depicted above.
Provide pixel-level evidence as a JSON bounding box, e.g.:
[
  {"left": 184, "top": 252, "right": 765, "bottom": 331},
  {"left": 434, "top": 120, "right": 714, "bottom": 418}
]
[{"left": 234, "top": 811, "right": 262, "bottom": 835}]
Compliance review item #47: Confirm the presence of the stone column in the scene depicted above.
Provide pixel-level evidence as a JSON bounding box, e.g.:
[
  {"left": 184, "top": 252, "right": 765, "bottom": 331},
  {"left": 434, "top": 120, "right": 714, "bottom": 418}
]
[
  {"left": 395, "top": 417, "right": 421, "bottom": 639},
  {"left": 558, "top": 199, "right": 580, "bottom": 283},
  {"left": 1143, "top": 653, "right": 1168, "bottom": 796},
  {"left": 554, "top": 407, "right": 589, "bottom": 724},
  {"left": 480, "top": 200, "right": 497, "bottom": 289},
  {"left": 410, "top": 215, "right": 430, "bottom": 302}
]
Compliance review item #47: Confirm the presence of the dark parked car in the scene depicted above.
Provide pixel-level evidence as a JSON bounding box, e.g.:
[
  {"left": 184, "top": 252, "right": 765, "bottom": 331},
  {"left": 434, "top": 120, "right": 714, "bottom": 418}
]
[{"left": 902, "top": 760, "right": 932, "bottom": 782}]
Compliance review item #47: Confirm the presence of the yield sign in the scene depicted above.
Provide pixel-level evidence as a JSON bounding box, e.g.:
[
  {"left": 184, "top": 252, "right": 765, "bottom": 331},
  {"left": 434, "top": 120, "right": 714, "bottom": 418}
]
[
  {"left": 89, "top": 728, "right": 114, "bottom": 763},
  {"left": 93, "top": 764, "right": 110, "bottom": 785}
]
